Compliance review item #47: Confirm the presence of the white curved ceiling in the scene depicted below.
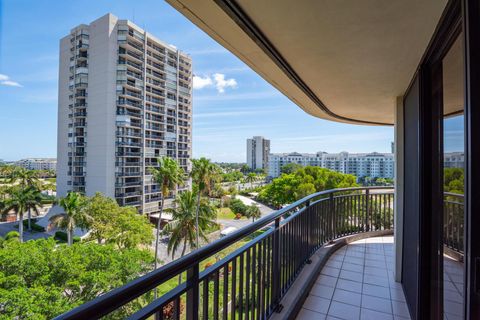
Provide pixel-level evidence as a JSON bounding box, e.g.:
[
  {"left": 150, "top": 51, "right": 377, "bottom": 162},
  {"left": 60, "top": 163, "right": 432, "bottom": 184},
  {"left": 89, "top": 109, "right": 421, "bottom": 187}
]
[{"left": 167, "top": 0, "right": 448, "bottom": 125}]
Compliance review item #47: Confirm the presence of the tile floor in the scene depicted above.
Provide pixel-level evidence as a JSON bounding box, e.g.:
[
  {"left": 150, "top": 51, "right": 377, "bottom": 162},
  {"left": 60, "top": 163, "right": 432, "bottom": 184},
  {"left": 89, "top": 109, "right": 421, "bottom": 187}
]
[
  {"left": 297, "top": 236, "right": 410, "bottom": 320},
  {"left": 443, "top": 255, "right": 464, "bottom": 320}
]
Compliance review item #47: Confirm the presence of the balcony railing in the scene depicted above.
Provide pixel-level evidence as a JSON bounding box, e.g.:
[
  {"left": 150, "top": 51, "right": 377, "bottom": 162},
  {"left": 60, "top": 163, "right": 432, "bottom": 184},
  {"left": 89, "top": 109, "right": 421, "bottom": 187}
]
[
  {"left": 55, "top": 186, "right": 394, "bottom": 320},
  {"left": 444, "top": 192, "right": 464, "bottom": 253}
]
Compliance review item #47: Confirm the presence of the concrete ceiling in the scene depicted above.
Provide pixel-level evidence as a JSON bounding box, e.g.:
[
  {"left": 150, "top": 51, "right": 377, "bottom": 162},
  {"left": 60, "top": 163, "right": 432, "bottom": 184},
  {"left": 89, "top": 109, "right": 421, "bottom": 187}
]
[{"left": 167, "top": 0, "right": 448, "bottom": 125}]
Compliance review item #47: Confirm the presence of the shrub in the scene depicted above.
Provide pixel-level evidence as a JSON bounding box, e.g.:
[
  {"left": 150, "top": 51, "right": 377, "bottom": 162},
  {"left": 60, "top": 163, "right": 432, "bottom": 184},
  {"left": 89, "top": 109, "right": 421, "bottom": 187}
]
[
  {"left": 235, "top": 213, "right": 243, "bottom": 220},
  {"left": 55, "top": 231, "right": 80, "bottom": 243},
  {"left": 5, "top": 231, "right": 20, "bottom": 241},
  {"left": 229, "top": 198, "right": 247, "bottom": 215},
  {"left": 221, "top": 196, "right": 231, "bottom": 207}
]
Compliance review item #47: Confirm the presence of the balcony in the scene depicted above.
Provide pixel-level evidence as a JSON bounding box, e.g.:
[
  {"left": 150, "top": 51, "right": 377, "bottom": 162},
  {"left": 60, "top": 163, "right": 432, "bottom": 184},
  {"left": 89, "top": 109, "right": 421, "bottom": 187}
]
[
  {"left": 117, "top": 109, "right": 142, "bottom": 118},
  {"left": 55, "top": 187, "right": 398, "bottom": 319},
  {"left": 294, "top": 235, "right": 410, "bottom": 319},
  {"left": 115, "top": 171, "right": 142, "bottom": 177}
]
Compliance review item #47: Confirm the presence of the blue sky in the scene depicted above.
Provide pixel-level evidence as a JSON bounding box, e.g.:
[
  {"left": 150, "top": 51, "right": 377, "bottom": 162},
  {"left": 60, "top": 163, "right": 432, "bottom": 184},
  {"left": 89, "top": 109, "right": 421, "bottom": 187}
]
[{"left": 0, "top": 0, "right": 395, "bottom": 162}]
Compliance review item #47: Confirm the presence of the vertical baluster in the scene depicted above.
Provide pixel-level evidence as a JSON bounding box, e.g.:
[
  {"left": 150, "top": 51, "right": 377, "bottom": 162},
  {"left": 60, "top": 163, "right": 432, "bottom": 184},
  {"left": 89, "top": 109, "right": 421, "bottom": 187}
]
[
  {"left": 203, "top": 279, "right": 209, "bottom": 320},
  {"left": 231, "top": 258, "right": 237, "bottom": 320},
  {"left": 186, "top": 264, "right": 199, "bottom": 320},
  {"left": 245, "top": 248, "right": 251, "bottom": 319},
  {"left": 329, "top": 193, "right": 334, "bottom": 240},
  {"left": 223, "top": 265, "right": 228, "bottom": 320},
  {"left": 256, "top": 240, "right": 263, "bottom": 320},
  {"left": 251, "top": 245, "right": 256, "bottom": 320},
  {"left": 365, "top": 189, "right": 370, "bottom": 232},
  {"left": 239, "top": 253, "right": 244, "bottom": 319},
  {"left": 213, "top": 271, "right": 219, "bottom": 320},
  {"left": 265, "top": 235, "right": 271, "bottom": 315},
  {"left": 347, "top": 195, "right": 351, "bottom": 234},
  {"left": 455, "top": 200, "right": 463, "bottom": 250},
  {"left": 174, "top": 296, "right": 181, "bottom": 320},
  {"left": 271, "top": 217, "right": 281, "bottom": 313},
  {"left": 262, "top": 237, "right": 267, "bottom": 318}
]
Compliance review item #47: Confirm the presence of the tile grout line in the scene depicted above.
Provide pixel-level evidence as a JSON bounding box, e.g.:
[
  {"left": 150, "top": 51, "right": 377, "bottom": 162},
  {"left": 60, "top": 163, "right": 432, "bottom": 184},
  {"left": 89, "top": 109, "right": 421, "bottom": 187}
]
[
  {"left": 358, "top": 240, "right": 366, "bottom": 320},
  {"left": 325, "top": 246, "right": 346, "bottom": 317}
]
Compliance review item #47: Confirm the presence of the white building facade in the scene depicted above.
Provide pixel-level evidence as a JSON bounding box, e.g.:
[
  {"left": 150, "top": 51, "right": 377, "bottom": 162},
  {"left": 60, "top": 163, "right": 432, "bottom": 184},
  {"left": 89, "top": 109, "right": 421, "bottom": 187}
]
[
  {"left": 268, "top": 151, "right": 395, "bottom": 179},
  {"left": 57, "top": 14, "right": 192, "bottom": 215},
  {"left": 444, "top": 152, "right": 464, "bottom": 168},
  {"left": 15, "top": 158, "right": 57, "bottom": 171},
  {"left": 246, "top": 136, "right": 270, "bottom": 171}
]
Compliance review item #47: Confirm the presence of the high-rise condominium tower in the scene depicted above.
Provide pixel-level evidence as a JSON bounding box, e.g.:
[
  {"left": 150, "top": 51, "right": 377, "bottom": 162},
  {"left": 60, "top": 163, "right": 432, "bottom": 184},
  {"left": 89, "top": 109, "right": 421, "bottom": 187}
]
[
  {"left": 246, "top": 136, "right": 270, "bottom": 171},
  {"left": 57, "top": 14, "right": 192, "bottom": 215}
]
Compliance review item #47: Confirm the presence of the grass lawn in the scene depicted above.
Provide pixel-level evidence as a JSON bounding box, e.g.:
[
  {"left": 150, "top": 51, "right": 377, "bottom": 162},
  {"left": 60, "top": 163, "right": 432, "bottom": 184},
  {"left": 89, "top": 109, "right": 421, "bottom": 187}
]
[{"left": 217, "top": 207, "right": 247, "bottom": 220}]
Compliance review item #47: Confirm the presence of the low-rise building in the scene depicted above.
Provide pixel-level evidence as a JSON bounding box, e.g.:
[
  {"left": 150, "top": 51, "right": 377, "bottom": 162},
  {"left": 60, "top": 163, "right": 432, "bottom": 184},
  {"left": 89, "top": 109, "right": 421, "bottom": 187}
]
[
  {"left": 15, "top": 158, "right": 57, "bottom": 171},
  {"left": 444, "top": 152, "right": 464, "bottom": 168},
  {"left": 268, "top": 151, "right": 394, "bottom": 179}
]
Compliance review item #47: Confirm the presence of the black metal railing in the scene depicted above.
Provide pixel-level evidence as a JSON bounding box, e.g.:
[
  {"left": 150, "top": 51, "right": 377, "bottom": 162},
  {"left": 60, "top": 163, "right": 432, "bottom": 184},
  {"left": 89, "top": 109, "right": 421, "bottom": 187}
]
[
  {"left": 55, "top": 187, "right": 394, "bottom": 320},
  {"left": 443, "top": 192, "right": 464, "bottom": 253}
]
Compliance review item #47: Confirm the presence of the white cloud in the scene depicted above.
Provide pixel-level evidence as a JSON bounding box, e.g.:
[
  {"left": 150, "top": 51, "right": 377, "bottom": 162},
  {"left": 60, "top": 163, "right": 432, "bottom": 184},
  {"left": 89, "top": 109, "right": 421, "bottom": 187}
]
[
  {"left": 193, "top": 75, "right": 213, "bottom": 90},
  {"left": 192, "top": 73, "right": 237, "bottom": 93},
  {"left": 0, "top": 74, "right": 23, "bottom": 87},
  {"left": 213, "top": 73, "right": 237, "bottom": 93}
]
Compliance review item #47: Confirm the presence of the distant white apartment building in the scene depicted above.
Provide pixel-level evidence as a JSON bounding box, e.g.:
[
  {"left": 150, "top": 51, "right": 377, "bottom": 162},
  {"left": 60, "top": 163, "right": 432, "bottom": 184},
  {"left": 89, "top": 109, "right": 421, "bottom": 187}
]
[
  {"left": 268, "top": 151, "right": 394, "bottom": 179},
  {"left": 15, "top": 158, "right": 57, "bottom": 171},
  {"left": 246, "top": 136, "right": 270, "bottom": 171},
  {"left": 57, "top": 14, "right": 192, "bottom": 215},
  {"left": 444, "top": 152, "right": 464, "bottom": 168}
]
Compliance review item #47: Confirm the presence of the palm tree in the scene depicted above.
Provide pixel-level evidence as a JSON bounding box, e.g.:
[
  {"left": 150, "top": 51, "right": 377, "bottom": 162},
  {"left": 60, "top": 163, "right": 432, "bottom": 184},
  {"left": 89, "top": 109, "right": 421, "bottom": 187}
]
[
  {"left": 190, "top": 158, "right": 220, "bottom": 248},
  {"left": 2, "top": 186, "right": 43, "bottom": 242},
  {"left": 246, "top": 204, "right": 261, "bottom": 222},
  {"left": 150, "top": 156, "right": 185, "bottom": 272},
  {"left": 163, "top": 190, "right": 217, "bottom": 283},
  {"left": 9, "top": 167, "right": 41, "bottom": 231},
  {"left": 50, "top": 192, "right": 90, "bottom": 245},
  {"left": 246, "top": 172, "right": 257, "bottom": 189},
  {"left": 9, "top": 167, "right": 40, "bottom": 187}
]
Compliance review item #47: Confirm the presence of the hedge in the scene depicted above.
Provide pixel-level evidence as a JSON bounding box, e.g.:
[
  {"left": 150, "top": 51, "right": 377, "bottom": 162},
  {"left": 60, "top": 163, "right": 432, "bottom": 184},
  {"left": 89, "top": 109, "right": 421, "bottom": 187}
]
[
  {"left": 54, "top": 231, "right": 80, "bottom": 243},
  {"left": 22, "top": 220, "right": 45, "bottom": 232}
]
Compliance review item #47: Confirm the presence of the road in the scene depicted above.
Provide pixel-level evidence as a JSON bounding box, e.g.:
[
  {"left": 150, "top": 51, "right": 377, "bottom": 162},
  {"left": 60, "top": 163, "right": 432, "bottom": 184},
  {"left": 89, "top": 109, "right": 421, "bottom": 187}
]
[{"left": 0, "top": 220, "right": 51, "bottom": 241}]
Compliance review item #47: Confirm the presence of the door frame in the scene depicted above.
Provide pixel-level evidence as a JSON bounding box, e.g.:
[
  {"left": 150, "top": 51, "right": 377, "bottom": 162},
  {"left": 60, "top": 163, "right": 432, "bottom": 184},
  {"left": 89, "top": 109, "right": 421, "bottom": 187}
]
[
  {"left": 402, "top": 0, "right": 464, "bottom": 318},
  {"left": 463, "top": 0, "right": 480, "bottom": 318}
]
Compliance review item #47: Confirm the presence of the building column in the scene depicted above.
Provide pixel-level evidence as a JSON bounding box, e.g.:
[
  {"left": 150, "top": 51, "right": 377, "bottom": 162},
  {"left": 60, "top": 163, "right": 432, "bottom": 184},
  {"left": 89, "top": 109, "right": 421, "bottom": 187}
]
[{"left": 394, "top": 96, "right": 404, "bottom": 282}]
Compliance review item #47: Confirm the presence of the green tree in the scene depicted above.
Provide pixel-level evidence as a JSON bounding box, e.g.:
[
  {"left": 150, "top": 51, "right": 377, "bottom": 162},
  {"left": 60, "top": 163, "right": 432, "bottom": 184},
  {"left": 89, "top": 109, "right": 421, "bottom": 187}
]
[
  {"left": 150, "top": 157, "right": 185, "bottom": 271},
  {"left": 240, "top": 164, "right": 250, "bottom": 174},
  {"left": 258, "top": 167, "right": 358, "bottom": 207},
  {"left": 0, "top": 237, "right": 153, "bottom": 319},
  {"left": 229, "top": 197, "right": 248, "bottom": 215},
  {"left": 163, "top": 190, "right": 217, "bottom": 283},
  {"left": 2, "top": 186, "right": 43, "bottom": 242},
  {"left": 245, "top": 204, "right": 261, "bottom": 222},
  {"left": 444, "top": 167, "right": 464, "bottom": 194},
  {"left": 295, "top": 182, "right": 316, "bottom": 199},
  {"left": 280, "top": 163, "right": 303, "bottom": 174},
  {"left": 112, "top": 206, "right": 154, "bottom": 250},
  {"left": 86, "top": 193, "right": 154, "bottom": 250},
  {"left": 191, "top": 158, "right": 220, "bottom": 248},
  {"left": 50, "top": 192, "right": 90, "bottom": 245},
  {"left": 85, "top": 193, "right": 119, "bottom": 244}
]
